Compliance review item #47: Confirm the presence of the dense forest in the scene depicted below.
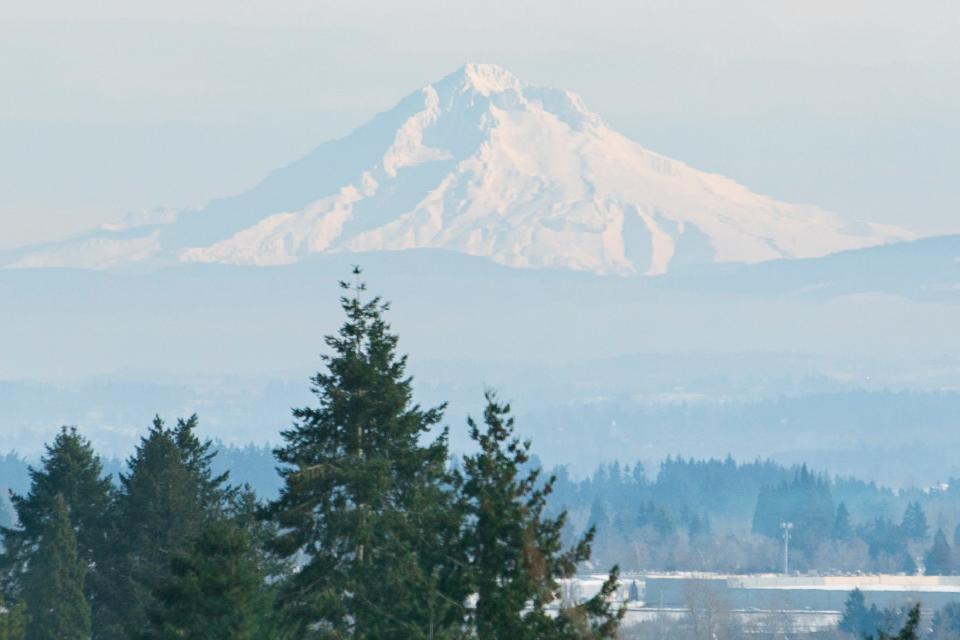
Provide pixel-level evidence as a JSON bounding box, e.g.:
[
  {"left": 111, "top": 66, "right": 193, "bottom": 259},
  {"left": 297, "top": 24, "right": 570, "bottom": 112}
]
[
  {"left": 553, "top": 458, "right": 960, "bottom": 575},
  {"left": 0, "top": 273, "right": 624, "bottom": 639},
  {"left": 5, "top": 434, "right": 960, "bottom": 584},
  {"left": 3, "top": 273, "right": 960, "bottom": 638},
  {"left": 4, "top": 445, "right": 959, "bottom": 578}
]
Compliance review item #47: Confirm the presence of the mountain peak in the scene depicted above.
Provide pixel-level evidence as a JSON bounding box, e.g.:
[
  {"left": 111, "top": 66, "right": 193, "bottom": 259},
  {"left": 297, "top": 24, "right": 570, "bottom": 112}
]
[
  {"left": 455, "top": 63, "right": 523, "bottom": 95},
  {"left": 2, "top": 66, "right": 913, "bottom": 274}
]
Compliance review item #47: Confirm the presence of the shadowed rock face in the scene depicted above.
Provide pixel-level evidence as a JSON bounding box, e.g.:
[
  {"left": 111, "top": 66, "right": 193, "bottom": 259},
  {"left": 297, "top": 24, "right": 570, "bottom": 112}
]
[{"left": 1, "top": 64, "right": 910, "bottom": 275}]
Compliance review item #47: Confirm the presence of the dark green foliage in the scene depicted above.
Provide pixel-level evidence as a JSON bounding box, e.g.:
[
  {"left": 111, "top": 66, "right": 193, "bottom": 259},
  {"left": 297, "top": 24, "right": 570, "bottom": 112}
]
[
  {"left": 98, "top": 415, "right": 231, "bottom": 639},
  {"left": 0, "top": 597, "right": 25, "bottom": 640},
  {"left": 460, "top": 393, "right": 623, "bottom": 639},
  {"left": 1, "top": 427, "right": 112, "bottom": 583},
  {"left": 266, "top": 270, "right": 467, "bottom": 638},
  {"left": 868, "top": 604, "right": 920, "bottom": 640},
  {"left": 925, "top": 528, "right": 953, "bottom": 575},
  {"left": 174, "top": 415, "right": 233, "bottom": 509},
  {"left": 23, "top": 494, "right": 91, "bottom": 640},
  {"left": 900, "top": 502, "right": 929, "bottom": 541},
  {"left": 229, "top": 485, "right": 294, "bottom": 583},
  {"left": 0, "top": 427, "right": 112, "bottom": 632},
  {"left": 838, "top": 589, "right": 883, "bottom": 638},
  {"left": 144, "top": 518, "right": 273, "bottom": 640}
]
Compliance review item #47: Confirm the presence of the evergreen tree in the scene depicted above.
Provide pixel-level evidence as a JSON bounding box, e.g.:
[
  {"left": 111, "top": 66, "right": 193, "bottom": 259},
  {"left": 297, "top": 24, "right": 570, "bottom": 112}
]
[
  {"left": 99, "top": 416, "right": 230, "bottom": 639},
  {"left": 859, "top": 516, "right": 914, "bottom": 569},
  {"left": 839, "top": 589, "right": 883, "bottom": 638},
  {"left": 0, "top": 597, "right": 25, "bottom": 640},
  {"left": 229, "top": 485, "right": 294, "bottom": 583},
  {"left": 832, "top": 502, "right": 853, "bottom": 541},
  {"left": 266, "top": 270, "right": 468, "bottom": 638},
  {"left": 1, "top": 426, "right": 112, "bottom": 619},
  {"left": 587, "top": 497, "right": 610, "bottom": 558},
  {"left": 901, "top": 502, "right": 929, "bottom": 541},
  {"left": 144, "top": 518, "right": 273, "bottom": 640},
  {"left": 931, "top": 602, "right": 960, "bottom": 639},
  {"left": 752, "top": 466, "right": 834, "bottom": 557},
  {"left": 869, "top": 605, "right": 920, "bottom": 640},
  {"left": 839, "top": 588, "right": 868, "bottom": 636},
  {"left": 173, "top": 414, "right": 233, "bottom": 508},
  {"left": 925, "top": 529, "right": 953, "bottom": 575},
  {"left": 460, "top": 392, "right": 623, "bottom": 639},
  {"left": 22, "top": 494, "right": 91, "bottom": 640}
]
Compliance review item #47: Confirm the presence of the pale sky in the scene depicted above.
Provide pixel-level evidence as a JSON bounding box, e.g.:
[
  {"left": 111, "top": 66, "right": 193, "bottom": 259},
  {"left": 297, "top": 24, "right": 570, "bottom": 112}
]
[{"left": 2, "top": 0, "right": 958, "bottom": 249}]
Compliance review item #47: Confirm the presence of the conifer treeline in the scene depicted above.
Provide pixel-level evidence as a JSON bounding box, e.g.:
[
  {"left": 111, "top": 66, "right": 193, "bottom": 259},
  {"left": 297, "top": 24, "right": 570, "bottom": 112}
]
[{"left": 0, "top": 271, "right": 623, "bottom": 639}]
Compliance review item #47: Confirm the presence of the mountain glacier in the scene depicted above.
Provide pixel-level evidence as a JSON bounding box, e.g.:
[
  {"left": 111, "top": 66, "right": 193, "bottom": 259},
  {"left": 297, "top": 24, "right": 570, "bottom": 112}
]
[{"left": 4, "top": 63, "right": 912, "bottom": 275}]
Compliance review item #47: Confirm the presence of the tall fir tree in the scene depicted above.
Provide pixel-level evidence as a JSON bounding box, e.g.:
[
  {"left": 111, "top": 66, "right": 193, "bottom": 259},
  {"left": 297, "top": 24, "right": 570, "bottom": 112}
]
[
  {"left": 901, "top": 502, "right": 929, "bottom": 541},
  {"left": 22, "top": 494, "right": 91, "bottom": 640},
  {"left": 0, "top": 426, "right": 112, "bottom": 624},
  {"left": 839, "top": 588, "right": 883, "bottom": 638},
  {"left": 869, "top": 605, "right": 920, "bottom": 640},
  {"left": 460, "top": 392, "right": 623, "bottom": 640},
  {"left": 832, "top": 502, "right": 853, "bottom": 541},
  {"left": 99, "top": 415, "right": 231, "bottom": 639},
  {"left": 144, "top": 518, "right": 274, "bottom": 640},
  {"left": 925, "top": 529, "right": 953, "bottom": 575},
  {"left": 174, "top": 414, "right": 232, "bottom": 508},
  {"left": 266, "top": 270, "right": 468, "bottom": 638}
]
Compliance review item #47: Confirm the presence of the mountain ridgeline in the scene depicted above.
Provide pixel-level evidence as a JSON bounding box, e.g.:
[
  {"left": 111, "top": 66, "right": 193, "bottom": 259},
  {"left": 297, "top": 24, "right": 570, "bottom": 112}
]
[{"left": 2, "top": 64, "right": 909, "bottom": 275}]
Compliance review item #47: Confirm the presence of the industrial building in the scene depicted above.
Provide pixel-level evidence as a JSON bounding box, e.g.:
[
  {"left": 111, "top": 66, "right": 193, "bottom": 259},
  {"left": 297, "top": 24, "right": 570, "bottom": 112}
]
[{"left": 641, "top": 574, "right": 960, "bottom": 612}]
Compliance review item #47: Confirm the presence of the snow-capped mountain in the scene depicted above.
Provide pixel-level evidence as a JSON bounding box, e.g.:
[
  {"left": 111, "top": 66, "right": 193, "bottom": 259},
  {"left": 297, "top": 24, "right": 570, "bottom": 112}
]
[{"left": 4, "top": 63, "right": 912, "bottom": 275}]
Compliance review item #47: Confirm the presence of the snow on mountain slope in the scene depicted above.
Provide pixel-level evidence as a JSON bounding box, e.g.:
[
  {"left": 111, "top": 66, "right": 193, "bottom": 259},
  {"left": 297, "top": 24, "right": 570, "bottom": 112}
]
[{"left": 3, "top": 64, "right": 912, "bottom": 275}]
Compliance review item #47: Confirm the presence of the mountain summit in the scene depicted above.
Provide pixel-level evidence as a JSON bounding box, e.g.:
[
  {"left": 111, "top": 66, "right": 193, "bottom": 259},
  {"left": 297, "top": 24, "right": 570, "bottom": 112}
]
[{"left": 5, "top": 63, "right": 911, "bottom": 275}]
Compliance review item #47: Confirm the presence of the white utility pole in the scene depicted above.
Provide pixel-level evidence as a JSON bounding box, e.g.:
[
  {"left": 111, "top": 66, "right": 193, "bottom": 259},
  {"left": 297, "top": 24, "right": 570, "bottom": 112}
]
[{"left": 781, "top": 521, "right": 793, "bottom": 575}]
